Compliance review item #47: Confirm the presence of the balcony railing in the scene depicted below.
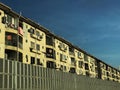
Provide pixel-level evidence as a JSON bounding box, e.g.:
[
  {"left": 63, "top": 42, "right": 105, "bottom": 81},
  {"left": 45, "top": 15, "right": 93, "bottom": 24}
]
[{"left": 5, "top": 41, "right": 23, "bottom": 49}]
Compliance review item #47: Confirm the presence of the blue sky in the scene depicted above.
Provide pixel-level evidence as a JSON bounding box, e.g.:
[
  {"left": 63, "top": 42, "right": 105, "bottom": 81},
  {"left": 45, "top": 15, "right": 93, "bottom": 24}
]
[{"left": 1, "top": 0, "right": 120, "bottom": 68}]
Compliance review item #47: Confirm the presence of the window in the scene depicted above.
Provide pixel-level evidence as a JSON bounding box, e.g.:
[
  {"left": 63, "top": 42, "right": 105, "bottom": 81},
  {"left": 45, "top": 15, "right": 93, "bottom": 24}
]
[
  {"left": 7, "top": 15, "right": 12, "bottom": 24},
  {"left": 60, "top": 65, "right": 63, "bottom": 71},
  {"left": 60, "top": 54, "right": 67, "bottom": 61},
  {"left": 71, "top": 58, "right": 76, "bottom": 66},
  {"left": 31, "top": 57, "right": 35, "bottom": 64},
  {"left": 46, "top": 61, "right": 56, "bottom": 69},
  {"left": 14, "top": 18, "right": 19, "bottom": 28},
  {"left": 46, "top": 48, "right": 56, "bottom": 59},
  {"left": 85, "top": 63, "right": 89, "bottom": 70},
  {"left": 78, "top": 52, "right": 81, "bottom": 57},
  {"left": 60, "top": 54, "right": 62, "bottom": 61},
  {"left": 46, "top": 35, "right": 54, "bottom": 46},
  {"left": 84, "top": 54, "right": 88, "bottom": 62},
  {"left": 36, "top": 44, "right": 40, "bottom": 51},
  {"left": 31, "top": 42, "right": 35, "bottom": 49},
  {"left": 69, "top": 68, "right": 76, "bottom": 73},
  {"left": 63, "top": 66, "right": 67, "bottom": 71},
  {"left": 69, "top": 46, "right": 74, "bottom": 52},
  {"left": 5, "top": 32, "right": 17, "bottom": 46},
  {"left": 69, "top": 46, "right": 74, "bottom": 55},
  {"left": 37, "top": 58, "right": 43, "bottom": 65},
  {"left": 78, "top": 61, "right": 83, "bottom": 68}
]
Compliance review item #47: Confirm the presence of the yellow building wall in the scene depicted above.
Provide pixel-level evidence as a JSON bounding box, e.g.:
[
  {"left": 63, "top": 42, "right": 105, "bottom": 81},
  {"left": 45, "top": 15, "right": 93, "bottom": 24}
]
[
  {"left": 0, "top": 10, "right": 5, "bottom": 59},
  {"left": 55, "top": 39, "right": 70, "bottom": 72},
  {"left": 22, "top": 22, "right": 46, "bottom": 67},
  {"left": 74, "top": 49, "right": 85, "bottom": 75}
]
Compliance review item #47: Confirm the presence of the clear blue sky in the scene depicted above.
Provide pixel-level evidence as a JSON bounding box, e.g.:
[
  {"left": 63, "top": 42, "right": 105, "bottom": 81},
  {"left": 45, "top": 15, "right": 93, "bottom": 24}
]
[{"left": 1, "top": 0, "right": 120, "bottom": 68}]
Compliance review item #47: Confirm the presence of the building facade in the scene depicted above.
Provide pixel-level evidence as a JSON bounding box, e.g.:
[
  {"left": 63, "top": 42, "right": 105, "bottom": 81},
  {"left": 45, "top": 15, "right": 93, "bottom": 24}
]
[{"left": 0, "top": 2, "right": 120, "bottom": 83}]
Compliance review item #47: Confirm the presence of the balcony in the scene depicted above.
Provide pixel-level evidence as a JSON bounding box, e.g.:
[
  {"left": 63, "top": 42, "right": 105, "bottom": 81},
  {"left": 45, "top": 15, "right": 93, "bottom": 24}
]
[
  {"left": 2, "top": 16, "right": 18, "bottom": 30},
  {"left": 5, "top": 32, "right": 23, "bottom": 50},
  {"left": 46, "top": 61, "right": 56, "bottom": 69},
  {"left": 5, "top": 50, "right": 23, "bottom": 62}
]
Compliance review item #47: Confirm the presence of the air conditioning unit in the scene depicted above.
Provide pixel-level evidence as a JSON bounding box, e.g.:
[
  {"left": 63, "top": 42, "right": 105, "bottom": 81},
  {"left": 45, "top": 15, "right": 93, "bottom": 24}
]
[
  {"left": 78, "top": 55, "right": 83, "bottom": 59},
  {"left": 38, "top": 35, "right": 43, "bottom": 40}
]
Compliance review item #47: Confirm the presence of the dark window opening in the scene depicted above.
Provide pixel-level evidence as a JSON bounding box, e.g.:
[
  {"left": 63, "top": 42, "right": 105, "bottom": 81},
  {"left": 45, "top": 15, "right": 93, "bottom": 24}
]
[
  {"left": 71, "top": 58, "right": 76, "bottom": 66},
  {"left": 78, "top": 61, "right": 83, "bottom": 68},
  {"left": 5, "top": 50, "right": 17, "bottom": 60},
  {"left": 78, "top": 52, "right": 81, "bottom": 58},
  {"left": 85, "top": 63, "right": 89, "bottom": 70},
  {"left": 69, "top": 46, "right": 74, "bottom": 52},
  {"left": 46, "top": 48, "right": 56, "bottom": 59},
  {"left": 46, "top": 61, "right": 56, "bottom": 69},
  {"left": 36, "top": 44, "right": 40, "bottom": 51},
  {"left": 60, "top": 54, "right": 63, "bottom": 61},
  {"left": 69, "top": 68, "right": 76, "bottom": 73},
  {"left": 18, "top": 36, "right": 23, "bottom": 49},
  {"left": 84, "top": 54, "right": 88, "bottom": 62},
  {"left": 31, "top": 57, "right": 35, "bottom": 64},
  {"left": 19, "top": 52, "right": 23, "bottom": 62},
  {"left": 7, "top": 15, "right": 12, "bottom": 24},
  {"left": 37, "top": 58, "right": 43, "bottom": 66},
  {"left": 69, "top": 46, "right": 75, "bottom": 56},
  {"left": 5, "top": 50, "right": 22, "bottom": 62},
  {"left": 46, "top": 35, "right": 54, "bottom": 46}
]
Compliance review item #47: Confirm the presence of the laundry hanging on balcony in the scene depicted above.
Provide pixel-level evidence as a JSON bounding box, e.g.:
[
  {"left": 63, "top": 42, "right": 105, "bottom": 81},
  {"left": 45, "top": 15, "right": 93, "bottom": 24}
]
[
  {"left": 7, "top": 35, "right": 12, "bottom": 40},
  {"left": 18, "top": 27, "right": 23, "bottom": 35}
]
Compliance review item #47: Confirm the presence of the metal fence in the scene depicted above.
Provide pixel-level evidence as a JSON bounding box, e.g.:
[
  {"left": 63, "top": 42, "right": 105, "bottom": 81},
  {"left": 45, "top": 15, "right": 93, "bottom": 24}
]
[{"left": 0, "top": 59, "right": 120, "bottom": 90}]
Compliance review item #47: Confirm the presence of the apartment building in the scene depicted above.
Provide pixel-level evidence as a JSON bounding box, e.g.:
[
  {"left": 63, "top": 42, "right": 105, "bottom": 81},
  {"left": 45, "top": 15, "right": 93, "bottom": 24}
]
[{"left": 0, "top": 3, "right": 120, "bottom": 83}]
